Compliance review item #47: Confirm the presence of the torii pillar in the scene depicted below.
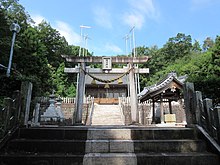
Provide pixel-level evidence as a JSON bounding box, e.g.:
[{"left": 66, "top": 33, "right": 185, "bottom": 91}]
[
  {"left": 75, "top": 62, "right": 86, "bottom": 124},
  {"left": 62, "top": 55, "right": 150, "bottom": 125}
]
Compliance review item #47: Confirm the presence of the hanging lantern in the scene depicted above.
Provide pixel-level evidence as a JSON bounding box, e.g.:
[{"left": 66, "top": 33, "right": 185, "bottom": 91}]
[
  {"left": 104, "top": 83, "right": 110, "bottom": 89},
  {"left": 91, "top": 79, "right": 96, "bottom": 85},
  {"left": 118, "top": 78, "right": 123, "bottom": 84}
]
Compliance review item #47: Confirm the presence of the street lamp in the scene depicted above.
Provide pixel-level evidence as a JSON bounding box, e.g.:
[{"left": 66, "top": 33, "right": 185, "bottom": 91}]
[{"left": 6, "top": 21, "right": 20, "bottom": 77}]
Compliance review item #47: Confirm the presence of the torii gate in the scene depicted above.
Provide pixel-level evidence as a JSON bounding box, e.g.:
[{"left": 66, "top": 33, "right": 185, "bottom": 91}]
[{"left": 62, "top": 55, "right": 150, "bottom": 125}]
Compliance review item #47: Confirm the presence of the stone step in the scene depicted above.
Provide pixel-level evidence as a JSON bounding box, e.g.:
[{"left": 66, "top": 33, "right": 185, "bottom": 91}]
[
  {"left": 0, "top": 154, "right": 84, "bottom": 165},
  {"left": 85, "top": 128, "right": 196, "bottom": 140},
  {"left": 0, "top": 152, "right": 219, "bottom": 165},
  {"left": 83, "top": 153, "right": 220, "bottom": 165},
  {"left": 85, "top": 139, "right": 206, "bottom": 153},
  {"left": 7, "top": 139, "right": 206, "bottom": 154},
  {"left": 91, "top": 105, "right": 124, "bottom": 125},
  {"left": 8, "top": 139, "right": 86, "bottom": 154},
  {"left": 17, "top": 127, "right": 197, "bottom": 140},
  {"left": 18, "top": 127, "right": 88, "bottom": 140}
]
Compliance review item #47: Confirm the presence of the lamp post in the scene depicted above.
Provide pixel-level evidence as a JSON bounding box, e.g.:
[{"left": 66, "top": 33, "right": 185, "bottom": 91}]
[{"left": 6, "top": 21, "right": 20, "bottom": 77}]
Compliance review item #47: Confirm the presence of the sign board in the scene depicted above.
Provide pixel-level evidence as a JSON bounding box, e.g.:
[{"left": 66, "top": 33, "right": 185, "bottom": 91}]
[{"left": 102, "top": 57, "right": 112, "bottom": 70}]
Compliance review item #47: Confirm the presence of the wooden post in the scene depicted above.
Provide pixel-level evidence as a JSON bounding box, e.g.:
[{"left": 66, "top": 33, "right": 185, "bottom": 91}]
[
  {"left": 129, "top": 63, "right": 138, "bottom": 124},
  {"left": 169, "top": 100, "right": 172, "bottom": 114},
  {"left": 75, "top": 62, "right": 86, "bottom": 124}
]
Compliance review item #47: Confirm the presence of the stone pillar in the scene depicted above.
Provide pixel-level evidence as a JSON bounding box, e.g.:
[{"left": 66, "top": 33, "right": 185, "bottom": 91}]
[
  {"left": 32, "top": 103, "right": 40, "bottom": 126},
  {"left": 129, "top": 63, "right": 138, "bottom": 124},
  {"left": 23, "top": 82, "right": 33, "bottom": 126},
  {"left": 183, "top": 82, "right": 196, "bottom": 127},
  {"left": 194, "top": 91, "right": 203, "bottom": 125},
  {"left": 179, "top": 99, "right": 187, "bottom": 124},
  {"left": 214, "top": 105, "right": 220, "bottom": 143},
  {"left": 152, "top": 100, "right": 156, "bottom": 124},
  {"left": 75, "top": 62, "right": 86, "bottom": 124},
  {"left": 160, "top": 98, "right": 164, "bottom": 124},
  {"left": 203, "top": 98, "right": 213, "bottom": 131}
]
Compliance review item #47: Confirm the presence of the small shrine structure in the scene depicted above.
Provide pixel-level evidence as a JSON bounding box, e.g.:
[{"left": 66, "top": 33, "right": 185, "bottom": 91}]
[{"left": 138, "top": 72, "right": 187, "bottom": 124}]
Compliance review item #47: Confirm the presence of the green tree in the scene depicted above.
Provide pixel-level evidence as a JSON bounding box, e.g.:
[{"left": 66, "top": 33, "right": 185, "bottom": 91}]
[
  {"left": 203, "top": 37, "right": 214, "bottom": 51},
  {"left": 161, "top": 33, "right": 192, "bottom": 63},
  {"left": 0, "top": 9, "right": 11, "bottom": 67},
  {"left": 52, "top": 62, "right": 76, "bottom": 97},
  {"left": 192, "top": 40, "right": 202, "bottom": 53},
  {"left": 37, "top": 21, "right": 69, "bottom": 68}
]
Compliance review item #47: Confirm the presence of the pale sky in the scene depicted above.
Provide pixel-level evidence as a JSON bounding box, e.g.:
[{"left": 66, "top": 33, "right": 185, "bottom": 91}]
[{"left": 19, "top": 0, "right": 220, "bottom": 56}]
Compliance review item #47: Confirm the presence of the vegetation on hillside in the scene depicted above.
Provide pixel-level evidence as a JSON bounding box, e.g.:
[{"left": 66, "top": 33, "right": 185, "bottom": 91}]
[{"left": 0, "top": 0, "right": 219, "bottom": 104}]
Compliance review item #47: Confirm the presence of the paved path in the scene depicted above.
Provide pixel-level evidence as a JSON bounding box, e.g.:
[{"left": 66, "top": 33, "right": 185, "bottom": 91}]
[{"left": 91, "top": 104, "right": 124, "bottom": 125}]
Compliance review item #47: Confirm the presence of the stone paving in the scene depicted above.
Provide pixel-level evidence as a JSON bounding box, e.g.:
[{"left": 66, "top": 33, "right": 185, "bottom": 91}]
[{"left": 91, "top": 104, "right": 124, "bottom": 125}]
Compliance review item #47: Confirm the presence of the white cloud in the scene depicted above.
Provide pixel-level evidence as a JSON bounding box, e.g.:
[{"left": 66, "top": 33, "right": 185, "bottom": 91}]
[
  {"left": 93, "top": 6, "right": 112, "bottom": 29},
  {"left": 104, "top": 43, "right": 123, "bottom": 54},
  {"left": 54, "top": 21, "right": 81, "bottom": 45},
  {"left": 123, "top": 0, "right": 159, "bottom": 29},
  {"left": 123, "top": 12, "right": 145, "bottom": 29},
  {"left": 31, "top": 14, "right": 46, "bottom": 25},
  {"left": 191, "top": 0, "right": 218, "bottom": 9}
]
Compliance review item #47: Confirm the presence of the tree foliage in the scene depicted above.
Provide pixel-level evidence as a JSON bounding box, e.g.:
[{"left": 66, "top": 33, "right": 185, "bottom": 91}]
[
  {"left": 0, "top": 0, "right": 78, "bottom": 98},
  {"left": 0, "top": 0, "right": 219, "bottom": 104},
  {"left": 137, "top": 34, "right": 220, "bottom": 104}
]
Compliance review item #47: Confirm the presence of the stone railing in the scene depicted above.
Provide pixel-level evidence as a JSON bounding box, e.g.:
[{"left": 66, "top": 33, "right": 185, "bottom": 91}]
[
  {"left": 118, "top": 97, "right": 152, "bottom": 125},
  {"left": 184, "top": 82, "right": 220, "bottom": 145},
  {"left": 0, "top": 91, "right": 21, "bottom": 139},
  {"left": 119, "top": 97, "right": 187, "bottom": 126},
  {"left": 33, "top": 96, "right": 94, "bottom": 126}
]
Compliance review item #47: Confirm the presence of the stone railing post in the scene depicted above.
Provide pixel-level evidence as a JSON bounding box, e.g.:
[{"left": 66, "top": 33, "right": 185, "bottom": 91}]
[
  {"left": 194, "top": 91, "right": 203, "bottom": 125},
  {"left": 214, "top": 105, "right": 220, "bottom": 143},
  {"left": 183, "top": 82, "right": 196, "bottom": 127},
  {"left": 203, "top": 98, "right": 213, "bottom": 132},
  {"left": 3, "top": 98, "right": 13, "bottom": 134},
  {"left": 12, "top": 90, "right": 21, "bottom": 125},
  {"left": 21, "top": 82, "right": 33, "bottom": 127}
]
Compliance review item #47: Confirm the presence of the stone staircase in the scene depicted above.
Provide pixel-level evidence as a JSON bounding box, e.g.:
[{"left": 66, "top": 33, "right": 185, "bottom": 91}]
[
  {"left": 0, "top": 127, "right": 219, "bottom": 165},
  {"left": 91, "top": 104, "right": 124, "bottom": 125}
]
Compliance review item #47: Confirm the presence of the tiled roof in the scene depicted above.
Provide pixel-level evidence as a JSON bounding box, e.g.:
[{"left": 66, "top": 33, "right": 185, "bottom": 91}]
[{"left": 138, "top": 72, "right": 187, "bottom": 101}]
